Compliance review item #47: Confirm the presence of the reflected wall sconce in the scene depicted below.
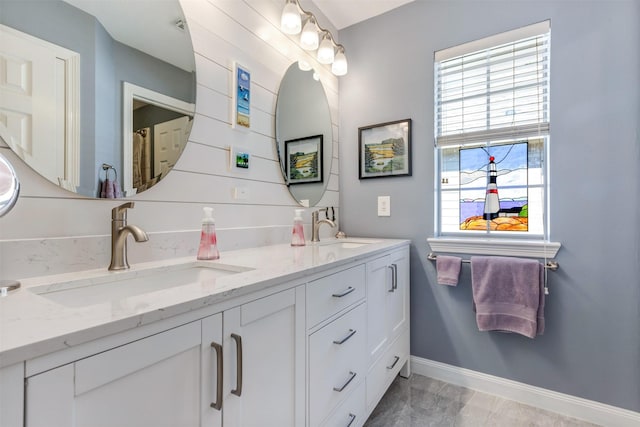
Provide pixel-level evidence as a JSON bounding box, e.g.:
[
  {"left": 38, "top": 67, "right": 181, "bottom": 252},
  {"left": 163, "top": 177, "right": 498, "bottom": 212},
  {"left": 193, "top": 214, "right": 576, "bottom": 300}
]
[{"left": 280, "top": 0, "right": 348, "bottom": 76}]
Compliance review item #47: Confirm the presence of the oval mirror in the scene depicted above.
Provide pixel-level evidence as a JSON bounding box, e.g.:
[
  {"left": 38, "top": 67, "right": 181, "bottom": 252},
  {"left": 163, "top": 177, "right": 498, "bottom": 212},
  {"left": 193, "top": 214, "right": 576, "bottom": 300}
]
[
  {"left": 0, "top": 152, "right": 20, "bottom": 217},
  {"left": 275, "top": 63, "right": 332, "bottom": 207},
  {"left": 0, "top": 0, "right": 196, "bottom": 198}
]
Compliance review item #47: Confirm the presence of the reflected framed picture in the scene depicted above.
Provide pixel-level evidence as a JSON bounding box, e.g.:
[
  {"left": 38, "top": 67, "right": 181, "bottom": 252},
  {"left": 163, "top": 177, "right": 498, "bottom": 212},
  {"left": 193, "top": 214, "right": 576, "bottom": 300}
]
[
  {"left": 232, "top": 62, "right": 250, "bottom": 130},
  {"left": 358, "top": 118, "right": 412, "bottom": 179},
  {"left": 285, "top": 135, "right": 323, "bottom": 185}
]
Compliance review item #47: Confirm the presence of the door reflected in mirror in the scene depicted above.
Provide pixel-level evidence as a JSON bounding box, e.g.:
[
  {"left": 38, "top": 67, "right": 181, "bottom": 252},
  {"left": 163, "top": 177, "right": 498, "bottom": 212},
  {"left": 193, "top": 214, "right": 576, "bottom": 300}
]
[
  {"left": 275, "top": 63, "right": 333, "bottom": 207},
  {"left": 0, "top": 0, "right": 196, "bottom": 198}
]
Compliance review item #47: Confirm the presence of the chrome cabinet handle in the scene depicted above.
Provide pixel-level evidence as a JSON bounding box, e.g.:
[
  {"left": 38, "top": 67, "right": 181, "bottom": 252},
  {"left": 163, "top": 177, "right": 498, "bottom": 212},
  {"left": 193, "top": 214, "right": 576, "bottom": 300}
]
[
  {"left": 388, "top": 265, "right": 395, "bottom": 292},
  {"left": 392, "top": 263, "right": 398, "bottom": 290},
  {"left": 387, "top": 355, "right": 400, "bottom": 370},
  {"left": 333, "top": 371, "right": 356, "bottom": 392},
  {"left": 346, "top": 413, "right": 357, "bottom": 427},
  {"left": 210, "top": 341, "right": 223, "bottom": 411},
  {"left": 231, "top": 333, "right": 243, "bottom": 397},
  {"left": 333, "top": 329, "right": 356, "bottom": 345},
  {"left": 332, "top": 286, "right": 355, "bottom": 298}
]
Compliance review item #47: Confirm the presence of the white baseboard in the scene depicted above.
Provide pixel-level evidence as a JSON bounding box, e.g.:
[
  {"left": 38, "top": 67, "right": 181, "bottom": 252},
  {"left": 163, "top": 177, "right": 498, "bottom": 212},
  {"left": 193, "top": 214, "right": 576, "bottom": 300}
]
[{"left": 410, "top": 356, "right": 640, "bottom": 427}]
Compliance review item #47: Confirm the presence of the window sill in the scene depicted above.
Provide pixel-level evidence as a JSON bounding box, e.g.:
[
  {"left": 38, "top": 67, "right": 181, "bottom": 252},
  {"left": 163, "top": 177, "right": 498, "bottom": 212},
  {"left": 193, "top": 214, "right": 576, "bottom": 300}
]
[{"left": 427, "top": 237, "right": 561, "bottom": 259}]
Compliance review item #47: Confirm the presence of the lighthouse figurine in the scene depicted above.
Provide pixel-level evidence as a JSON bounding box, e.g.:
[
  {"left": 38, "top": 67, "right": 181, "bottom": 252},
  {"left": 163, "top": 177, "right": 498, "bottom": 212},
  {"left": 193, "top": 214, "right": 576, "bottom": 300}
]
[{"left": 483, "top": 156, "right": 500, "bottom": 220}]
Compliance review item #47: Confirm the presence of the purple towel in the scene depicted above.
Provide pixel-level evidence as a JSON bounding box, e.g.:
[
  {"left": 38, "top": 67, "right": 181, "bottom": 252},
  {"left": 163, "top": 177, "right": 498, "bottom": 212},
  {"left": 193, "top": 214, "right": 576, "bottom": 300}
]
[
  {"left": 470, "top": 256, "right": 545, "bottom": 339},
  {"left": 436, "top": 255, "right": 462, "bottom": 286}
]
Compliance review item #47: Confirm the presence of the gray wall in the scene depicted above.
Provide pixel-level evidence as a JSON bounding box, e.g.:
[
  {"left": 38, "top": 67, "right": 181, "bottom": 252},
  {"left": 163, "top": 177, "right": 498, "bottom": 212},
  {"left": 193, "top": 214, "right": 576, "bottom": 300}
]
[{"left": 339, "top": 0, "right": 640, "bottom": 412}]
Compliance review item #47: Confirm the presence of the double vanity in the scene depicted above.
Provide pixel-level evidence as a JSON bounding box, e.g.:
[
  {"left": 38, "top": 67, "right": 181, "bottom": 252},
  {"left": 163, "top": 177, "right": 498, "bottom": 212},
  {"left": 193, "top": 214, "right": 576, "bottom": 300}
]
[{"left": 0, "top": 238, "right": 410, "bottom": 427}]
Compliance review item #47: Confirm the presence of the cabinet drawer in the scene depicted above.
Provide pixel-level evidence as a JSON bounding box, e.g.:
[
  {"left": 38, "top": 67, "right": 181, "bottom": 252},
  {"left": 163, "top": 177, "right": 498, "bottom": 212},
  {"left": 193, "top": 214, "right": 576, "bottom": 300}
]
[
  {"left": 366, "top": 328, "right": 409, "bottom": 411},
  {"left": 309, "top": 303, "right": 366, "bottom": 427},
  {"left": 321, "top": 381, "right": 365, "bottom": 427},
  {"left": 307, "top": 264, "right": 365, "bottom": 327}
]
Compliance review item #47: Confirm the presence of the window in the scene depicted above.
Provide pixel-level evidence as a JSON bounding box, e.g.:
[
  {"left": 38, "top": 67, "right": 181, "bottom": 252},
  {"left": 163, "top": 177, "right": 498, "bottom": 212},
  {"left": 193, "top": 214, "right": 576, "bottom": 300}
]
[{"left": 434, "top": 21, "right": 550, "bottom": 242}]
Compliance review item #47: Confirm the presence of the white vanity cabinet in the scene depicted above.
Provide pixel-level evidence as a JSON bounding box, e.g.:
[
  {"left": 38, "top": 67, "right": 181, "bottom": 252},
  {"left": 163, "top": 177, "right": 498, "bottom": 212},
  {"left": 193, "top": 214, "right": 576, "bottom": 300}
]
[
  {"left": 365, "top": 246, "right": 410, "bottom": 412},
  {"left": 12, "top": 240, "right": 410, "bottom": 427},
  {"left": 25, "top": 286, "right": 305, "bottom": 427}
]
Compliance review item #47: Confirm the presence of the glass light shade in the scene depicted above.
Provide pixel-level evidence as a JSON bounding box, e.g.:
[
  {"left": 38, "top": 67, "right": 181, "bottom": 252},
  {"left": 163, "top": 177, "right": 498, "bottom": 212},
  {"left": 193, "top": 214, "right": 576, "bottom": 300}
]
[
  {"left": 281, "top": 1, "right": 301, "bottom": 35},
  {"left": 332, "top": 50, "right": 348, "bottom": 76},
  {"left": 300, "top": 19, "right": 319, "bottom": 50},
  {"left": 298, "top": 59, "right": 312, "bottom": 71},
  {"left": 317, "top": 36, "right": 334, "bottom": 64}
]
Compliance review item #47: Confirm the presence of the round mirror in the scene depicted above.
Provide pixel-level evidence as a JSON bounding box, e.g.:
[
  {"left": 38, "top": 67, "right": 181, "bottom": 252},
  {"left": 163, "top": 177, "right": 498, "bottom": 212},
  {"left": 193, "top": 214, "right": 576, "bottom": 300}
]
[
  {"left": 0, "top": 152, "right": 20, "bottom": 217},
  {"left": 275, "top": 64, "right": 333, "bottom": 207},
  {"left": 0, "top": 0, "right": 196, "bottom": 198}
]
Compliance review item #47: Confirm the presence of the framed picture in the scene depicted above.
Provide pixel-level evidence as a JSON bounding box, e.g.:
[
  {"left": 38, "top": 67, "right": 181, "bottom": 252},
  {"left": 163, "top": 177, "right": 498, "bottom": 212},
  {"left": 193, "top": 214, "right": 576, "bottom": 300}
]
[
  {"left": 285, "top": 135, "right": 323, "bottom": 185},
  {"left": 359, "top": 118, "right": 412, "bottom": 179},
  {"left": 228, "top": 145, "right": 250, "bottom": 173},
  {"left": 232, "top": 62, "right": 250, "bottom": 130}
]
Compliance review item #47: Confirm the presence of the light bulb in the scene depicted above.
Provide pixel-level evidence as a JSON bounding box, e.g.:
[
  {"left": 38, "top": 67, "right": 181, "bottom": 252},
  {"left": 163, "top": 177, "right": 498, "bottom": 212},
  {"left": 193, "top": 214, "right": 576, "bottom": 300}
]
[
  {"left": 300, "top": 18, "right": 318, "bottom": 50},
  {"left": 317, "top": 35, "right": 334, "bottom": 64},
  {"left": 281, "top": 0, "right": 301, "bottom": 35},
  {"left": 298, "top": 59, "right": 312, "bottom": 71},
  {"left": 313, "top": 71, "right": 320, "bottom": 81},
  {"left": 332, "top": 48, "right": 348, "bottom": 76}
]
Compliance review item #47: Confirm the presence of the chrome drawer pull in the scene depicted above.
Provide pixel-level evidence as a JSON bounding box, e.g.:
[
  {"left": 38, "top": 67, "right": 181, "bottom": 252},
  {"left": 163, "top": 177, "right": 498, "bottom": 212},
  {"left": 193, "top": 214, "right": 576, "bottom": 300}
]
[
  {"left": 392, "top": 263, "right": 398, "bottom": 290},
  {"left": 231, "top": 333, "right": 243, "bottom": 397},
  {"left": 387, "top": 355, "right": 400, "bottom": 370},
  {"left": 388, "top": 265, "right": 395, "bottom": 292},
  {"left": 333, "top": 371, "right": 356, "bottom": 392},
  {"left": 346, "top": 413, "right": 357, "bottom": 427},
  {"left": 333, "top": 329, "right": 356, "bottom": 345},
  {"left": 332, "top": 286, "right": 355, "bottom": 298},
  {"left": 210, "top": 341, "right": 223, "bottom": 411}
]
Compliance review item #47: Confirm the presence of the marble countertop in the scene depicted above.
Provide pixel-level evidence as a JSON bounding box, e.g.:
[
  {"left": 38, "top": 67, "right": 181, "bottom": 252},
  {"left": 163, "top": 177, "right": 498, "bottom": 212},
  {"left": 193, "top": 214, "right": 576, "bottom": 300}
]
[{"left": 0, "top": 238, "right": 409, "bottom": 367}]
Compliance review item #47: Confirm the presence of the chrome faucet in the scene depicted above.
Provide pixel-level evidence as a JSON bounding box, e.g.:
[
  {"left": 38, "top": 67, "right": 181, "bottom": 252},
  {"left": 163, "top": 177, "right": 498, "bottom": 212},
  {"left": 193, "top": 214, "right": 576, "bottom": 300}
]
[
  {"left": 109, "top": 202, "right": 149, "bottom": 271},
  {"left": 311, "top": 208, "right": 336, "bottom": 242}
]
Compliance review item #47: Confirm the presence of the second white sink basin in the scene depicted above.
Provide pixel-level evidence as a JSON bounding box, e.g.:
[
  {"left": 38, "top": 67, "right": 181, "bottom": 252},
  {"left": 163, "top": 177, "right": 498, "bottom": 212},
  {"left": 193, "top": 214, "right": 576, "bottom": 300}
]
[
  {"left": 318, "top": 239, "right": 381, "bottom": 249},
  {"left": 29, "top": 262, "right": 253, "bottom": 308}
]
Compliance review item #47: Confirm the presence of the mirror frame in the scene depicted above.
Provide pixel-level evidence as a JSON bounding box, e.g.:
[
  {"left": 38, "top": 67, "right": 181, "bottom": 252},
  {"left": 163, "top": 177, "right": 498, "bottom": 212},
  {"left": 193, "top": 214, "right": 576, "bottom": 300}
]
[{"left": 0, "top": 152, "right": 20, "bottom": 218}]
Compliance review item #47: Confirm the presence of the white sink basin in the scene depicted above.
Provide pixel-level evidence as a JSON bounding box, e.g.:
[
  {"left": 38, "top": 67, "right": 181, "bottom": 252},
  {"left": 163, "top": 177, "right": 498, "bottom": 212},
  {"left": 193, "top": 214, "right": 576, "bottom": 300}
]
[
  {"left": 318, "top": 239, "right": 381, "bottom": 249},
  {"left": 29, "top": 262, "right": 253, "bottom": 308}
]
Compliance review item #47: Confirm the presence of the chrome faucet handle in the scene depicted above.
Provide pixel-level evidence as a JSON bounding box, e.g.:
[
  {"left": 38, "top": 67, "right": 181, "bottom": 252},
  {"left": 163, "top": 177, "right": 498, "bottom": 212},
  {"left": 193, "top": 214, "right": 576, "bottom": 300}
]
[{"left": 112, "top": 201, "right": 135, "bottom": 220}]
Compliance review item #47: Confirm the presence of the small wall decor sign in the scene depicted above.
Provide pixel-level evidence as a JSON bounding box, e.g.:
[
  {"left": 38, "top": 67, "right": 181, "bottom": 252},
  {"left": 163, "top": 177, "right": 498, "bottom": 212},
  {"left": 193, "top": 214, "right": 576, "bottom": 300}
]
[
  {"left": 285, "top": 135, "right": 323, "bottom": 185},
  {"left": 229, "top": 145, "right": 250, "bottom": 172},
  {"left": 359, "top": 118, "right": 412, "bottom": 179},
  {"left": 233, "top": 62, "right": 250, "bottom": 130}
]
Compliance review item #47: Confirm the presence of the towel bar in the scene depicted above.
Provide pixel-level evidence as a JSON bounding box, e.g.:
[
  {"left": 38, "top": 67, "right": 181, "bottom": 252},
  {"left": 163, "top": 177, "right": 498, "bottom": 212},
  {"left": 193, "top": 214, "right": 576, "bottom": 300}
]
[{"left": 427, "top": 253, "right": 559, "bottom": 271}]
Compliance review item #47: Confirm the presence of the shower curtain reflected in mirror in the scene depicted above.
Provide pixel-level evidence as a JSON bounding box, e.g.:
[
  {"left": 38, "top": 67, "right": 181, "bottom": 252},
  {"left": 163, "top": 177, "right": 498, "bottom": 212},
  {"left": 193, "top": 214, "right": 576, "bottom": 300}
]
[{"left": 132, "top": 128, "right": 152, "bottom": 193}]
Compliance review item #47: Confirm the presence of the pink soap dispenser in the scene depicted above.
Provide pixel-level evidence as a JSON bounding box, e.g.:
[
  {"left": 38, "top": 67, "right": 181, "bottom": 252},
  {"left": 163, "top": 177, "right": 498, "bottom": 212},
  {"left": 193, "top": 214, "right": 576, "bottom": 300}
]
[
  {"left": 197, "top": 207, "right": 220, "bottom": 260},
  {"left": 291, "top": 209, "right": 306, "bottom": 247}
]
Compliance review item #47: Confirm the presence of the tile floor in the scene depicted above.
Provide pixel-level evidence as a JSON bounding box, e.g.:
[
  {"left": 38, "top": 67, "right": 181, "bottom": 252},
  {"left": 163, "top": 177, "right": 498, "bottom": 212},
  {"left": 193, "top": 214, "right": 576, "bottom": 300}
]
[{"left": 364, "top": 374, "right": 601, "bottom": 427}]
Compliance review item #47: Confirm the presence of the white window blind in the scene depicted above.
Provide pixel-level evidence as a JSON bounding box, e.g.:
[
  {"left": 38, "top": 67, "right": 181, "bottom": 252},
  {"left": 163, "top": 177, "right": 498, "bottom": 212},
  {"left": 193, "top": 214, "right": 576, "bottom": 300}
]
[{"left": 435, "top": 21, "right": 550, "bottom": 147}]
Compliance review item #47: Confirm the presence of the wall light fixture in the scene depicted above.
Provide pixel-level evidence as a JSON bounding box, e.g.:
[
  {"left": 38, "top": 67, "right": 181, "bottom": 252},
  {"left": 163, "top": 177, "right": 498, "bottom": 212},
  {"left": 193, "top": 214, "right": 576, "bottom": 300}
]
[{"left": 280, "top": 0, "right": 348, "bottom": 76}]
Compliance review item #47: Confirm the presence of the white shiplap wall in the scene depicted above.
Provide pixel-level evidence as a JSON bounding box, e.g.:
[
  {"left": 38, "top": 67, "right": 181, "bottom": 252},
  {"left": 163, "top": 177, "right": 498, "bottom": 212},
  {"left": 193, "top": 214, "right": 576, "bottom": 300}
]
[{"left": 0, "top": 0, "right": 340, "bottom": 279}]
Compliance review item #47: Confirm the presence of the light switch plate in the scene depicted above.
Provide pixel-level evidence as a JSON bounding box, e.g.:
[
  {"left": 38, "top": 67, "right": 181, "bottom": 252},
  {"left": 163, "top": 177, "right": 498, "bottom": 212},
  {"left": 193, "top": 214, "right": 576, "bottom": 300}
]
[{"left": 378, "top": 196, "right": 391, "bottom": 216}]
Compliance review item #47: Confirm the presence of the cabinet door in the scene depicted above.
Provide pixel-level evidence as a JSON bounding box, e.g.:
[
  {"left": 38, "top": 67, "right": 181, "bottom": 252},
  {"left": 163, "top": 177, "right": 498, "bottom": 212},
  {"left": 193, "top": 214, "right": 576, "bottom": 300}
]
[
  {"left": 0, "top": 363, "right": 24, "bottom": 427},
  {"left": 366, "top": 248, "right": 410, "bottom": 367},
  {"left": 26, "top": 321, "right": 206, "bottom": 427},
  {"left": 387, "top": 247, "right": 409, "bottom": 342},
  {"left": 202, "top": 313, "right": 223, "bottom": 427},
  {"left": 223, "top": 286, "right": 305, "bottom": 427},
  {"left": 366, "top": 254, "right": 392, "bottom": 365}
]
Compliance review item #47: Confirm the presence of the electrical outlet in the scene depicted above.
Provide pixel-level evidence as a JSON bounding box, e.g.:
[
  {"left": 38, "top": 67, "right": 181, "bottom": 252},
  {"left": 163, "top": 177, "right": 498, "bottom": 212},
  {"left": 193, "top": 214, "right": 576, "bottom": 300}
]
[
  {"left": 378, "top": 196, "right": 391, "bottom": 216},
  {"left": 233, "top": 187, "right": 249, "bottom": 200}
]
